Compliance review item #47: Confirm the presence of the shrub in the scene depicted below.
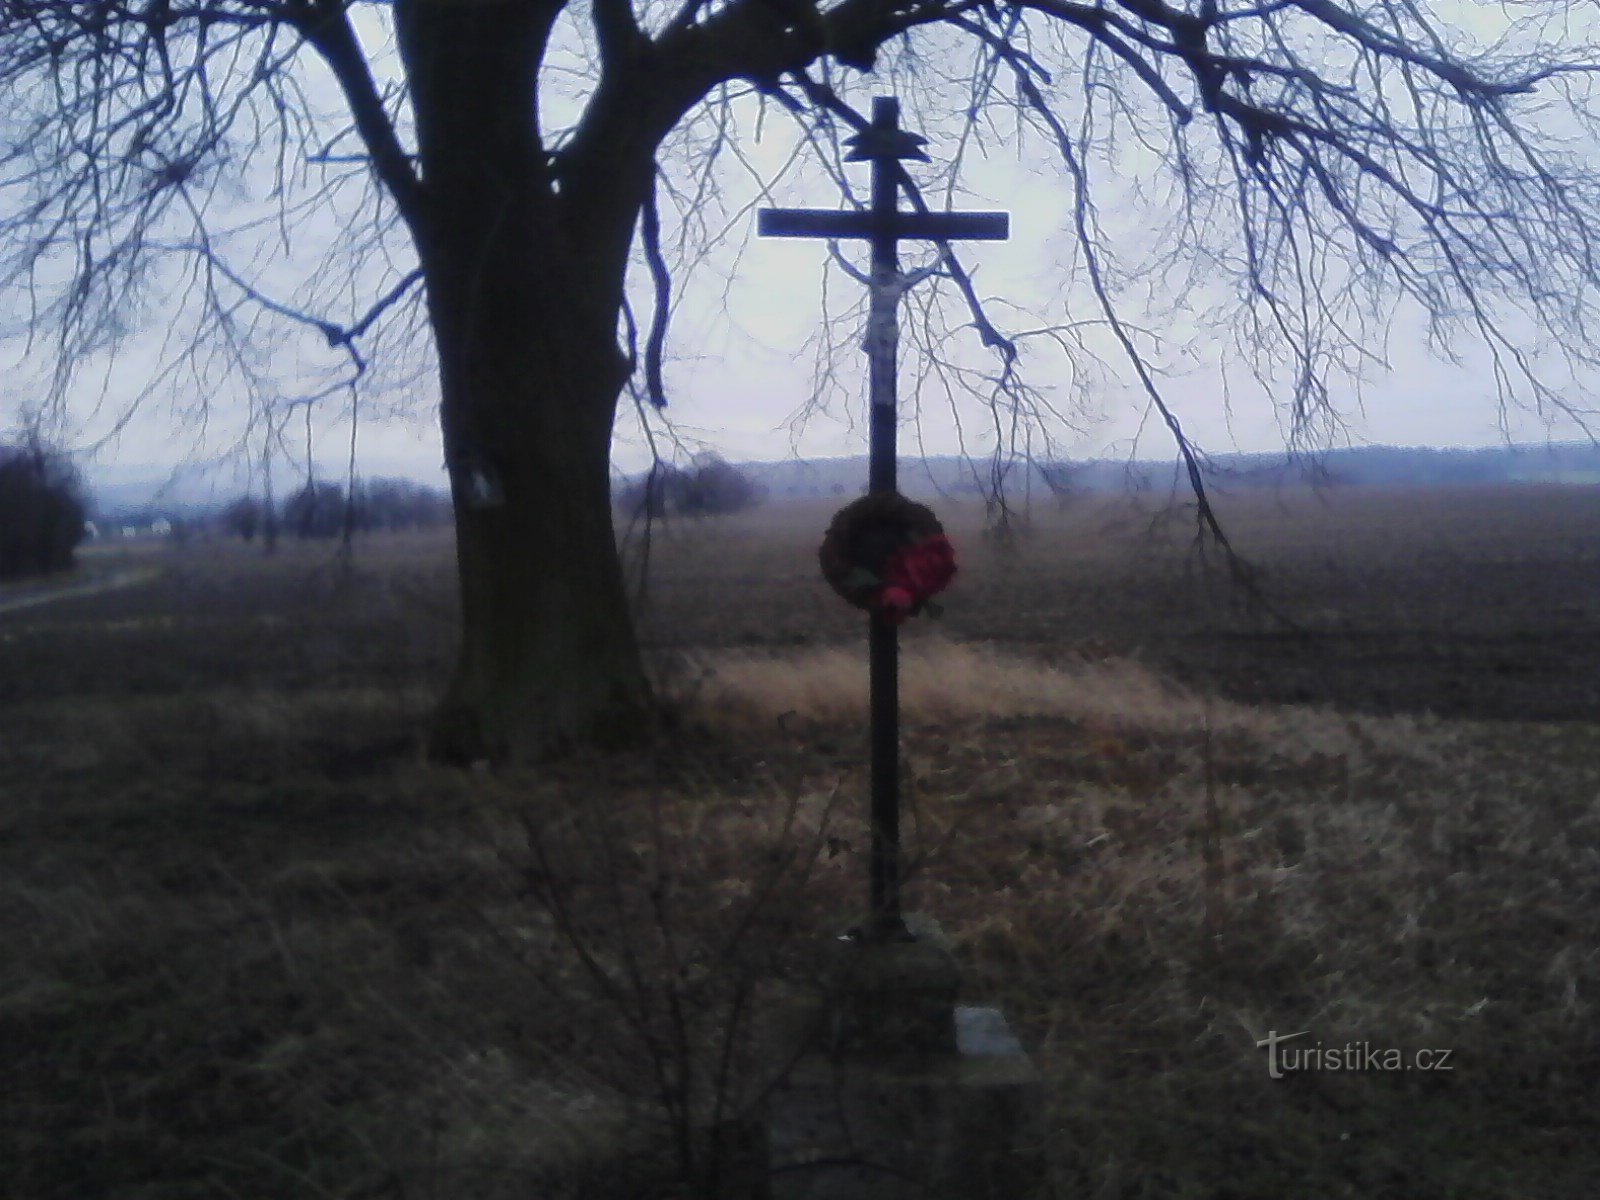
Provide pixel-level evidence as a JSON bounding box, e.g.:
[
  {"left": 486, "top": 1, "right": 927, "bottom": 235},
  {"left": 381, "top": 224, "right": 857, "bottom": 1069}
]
[{"left": 0, "top": 440, "right": 88, "bottom": 581}]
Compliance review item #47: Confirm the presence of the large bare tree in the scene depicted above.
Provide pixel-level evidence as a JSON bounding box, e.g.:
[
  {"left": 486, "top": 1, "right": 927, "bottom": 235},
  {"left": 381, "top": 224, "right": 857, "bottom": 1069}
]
[{"left": 3, "top": 0, "right": 1599, "bottom": 760}]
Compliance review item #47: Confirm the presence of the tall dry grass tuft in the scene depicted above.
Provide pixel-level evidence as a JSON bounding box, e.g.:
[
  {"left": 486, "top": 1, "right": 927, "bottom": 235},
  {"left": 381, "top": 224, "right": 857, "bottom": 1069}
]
[
  {"left": 681, "top": 638, "right": 1445, "bottom": 763},
  {"left": 683, "top": 638, "right": 1183, "bottom": 727}
]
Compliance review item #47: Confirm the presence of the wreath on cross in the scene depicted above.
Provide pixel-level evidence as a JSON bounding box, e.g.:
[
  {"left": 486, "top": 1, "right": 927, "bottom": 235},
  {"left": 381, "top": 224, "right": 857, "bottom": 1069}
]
[{"left": 818, "top": 493, "right": 957, "bottom": 625}]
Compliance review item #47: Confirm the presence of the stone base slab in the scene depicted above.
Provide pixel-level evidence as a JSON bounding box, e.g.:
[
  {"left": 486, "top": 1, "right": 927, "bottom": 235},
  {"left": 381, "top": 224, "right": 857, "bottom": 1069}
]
[{"left": 766, "top": 1006, "right": 1043, "bottom": 1200}]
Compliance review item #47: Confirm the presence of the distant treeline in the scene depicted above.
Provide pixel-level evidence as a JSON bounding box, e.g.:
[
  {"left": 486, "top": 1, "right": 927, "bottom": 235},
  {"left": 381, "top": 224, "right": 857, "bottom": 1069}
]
[
  {"left": 215, "top": 478, "right": 453, "bottom": 543},
  {"left": 1033, "top": 447, "right": 1555, "bottom": 493},
  {"left": 738, "top": 442, "right": 1600, "bottom": 500},
  {"left": 1194, "top": 444, "right": 1600, "bottom": 489}
]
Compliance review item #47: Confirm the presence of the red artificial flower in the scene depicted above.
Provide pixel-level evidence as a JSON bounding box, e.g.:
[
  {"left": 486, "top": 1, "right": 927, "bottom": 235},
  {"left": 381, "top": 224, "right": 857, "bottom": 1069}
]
[
  {"left": 884, "top": 535, "right": 957, "bottom": 601},
  {"left": 877, "top": 585, "right": 916, "bottom": 625},
  {"left": 876, "top": 535, "right": 957, "bottom": 621}
]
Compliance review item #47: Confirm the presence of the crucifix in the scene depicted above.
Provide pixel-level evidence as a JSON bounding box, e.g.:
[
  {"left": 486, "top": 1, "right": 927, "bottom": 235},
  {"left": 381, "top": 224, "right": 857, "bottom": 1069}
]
[{"left": 759, "top": 97, "right": 1009, "bottom": 942}]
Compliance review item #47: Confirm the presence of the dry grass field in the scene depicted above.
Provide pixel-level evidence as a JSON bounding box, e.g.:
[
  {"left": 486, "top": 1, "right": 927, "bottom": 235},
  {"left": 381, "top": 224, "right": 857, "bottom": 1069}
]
[{"left": 3, "top": 483, "right": 1600, "bottom": 1198}]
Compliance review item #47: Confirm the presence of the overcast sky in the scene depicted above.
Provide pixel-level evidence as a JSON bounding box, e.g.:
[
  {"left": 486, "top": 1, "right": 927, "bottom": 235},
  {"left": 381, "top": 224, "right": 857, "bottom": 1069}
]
[{"left": 7, "top": 7, "right": 1598, "bottom": 499}]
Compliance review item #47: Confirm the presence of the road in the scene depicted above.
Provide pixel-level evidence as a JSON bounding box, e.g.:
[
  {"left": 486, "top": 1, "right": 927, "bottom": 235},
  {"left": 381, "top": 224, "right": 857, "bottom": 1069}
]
[{"left": 0, "top": 565, "right": 162, "bottom": 616}]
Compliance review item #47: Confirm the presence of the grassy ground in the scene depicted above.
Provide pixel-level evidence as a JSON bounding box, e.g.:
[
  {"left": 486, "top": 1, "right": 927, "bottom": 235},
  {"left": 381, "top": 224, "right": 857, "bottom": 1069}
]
[{"left": 4, "top": 488, "right": 1600, "bottom": 1198}]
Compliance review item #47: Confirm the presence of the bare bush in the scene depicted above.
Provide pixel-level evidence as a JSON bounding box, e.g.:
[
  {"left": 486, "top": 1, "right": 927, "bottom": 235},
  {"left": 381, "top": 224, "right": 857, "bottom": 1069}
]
[{"left": 0, "top": 440, "right": 87, "bottom": 582}]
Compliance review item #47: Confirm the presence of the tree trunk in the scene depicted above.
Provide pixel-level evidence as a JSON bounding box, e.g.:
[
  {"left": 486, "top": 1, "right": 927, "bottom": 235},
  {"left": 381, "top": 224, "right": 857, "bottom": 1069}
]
[
  {"left": 431, "top": 349, "right": 652, "bottom": 764},
  {"left": 419, "top": 204, "right": 655, "bottom": 764},
  {"left": 397, "top": 0, "right": 660, "bottom": 762}
]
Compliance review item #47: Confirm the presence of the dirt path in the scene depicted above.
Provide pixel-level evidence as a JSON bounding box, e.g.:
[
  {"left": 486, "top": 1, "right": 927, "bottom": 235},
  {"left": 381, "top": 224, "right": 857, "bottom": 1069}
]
[{"left": 0, "top": 565, "right": 162, "bottom": 616}]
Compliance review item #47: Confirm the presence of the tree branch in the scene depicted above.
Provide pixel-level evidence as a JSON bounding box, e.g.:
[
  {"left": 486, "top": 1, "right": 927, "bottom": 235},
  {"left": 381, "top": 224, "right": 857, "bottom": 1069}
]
[
  {"left": 289, "top": 0, "right": 425, "bottom": 233},
  {"left": 593, "top": 0, "right": 645, "bottom": 61},
  {"left": 640, "top": 165, "right": 672, "bottom": 408}
]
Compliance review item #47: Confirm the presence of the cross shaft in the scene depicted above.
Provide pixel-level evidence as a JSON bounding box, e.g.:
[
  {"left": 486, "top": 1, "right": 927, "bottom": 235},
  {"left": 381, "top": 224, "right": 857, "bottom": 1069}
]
[{"left": 758, "top": 97, "right": 1009, "bottom": 941}]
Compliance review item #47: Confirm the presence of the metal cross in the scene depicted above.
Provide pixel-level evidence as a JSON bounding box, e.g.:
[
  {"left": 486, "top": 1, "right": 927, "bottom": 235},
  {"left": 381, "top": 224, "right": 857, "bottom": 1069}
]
[{"left": 759, "top": 97, "right": 1009, "bottom": 941}]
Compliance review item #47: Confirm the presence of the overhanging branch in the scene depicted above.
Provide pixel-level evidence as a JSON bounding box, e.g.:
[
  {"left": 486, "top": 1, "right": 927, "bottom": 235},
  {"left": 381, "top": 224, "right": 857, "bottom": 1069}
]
[
  {"left": 290, "top": 0, "right": 425, "bottom": 232},
  {"left": 641, "top": 165, "right": 672, "bottom": 408}
]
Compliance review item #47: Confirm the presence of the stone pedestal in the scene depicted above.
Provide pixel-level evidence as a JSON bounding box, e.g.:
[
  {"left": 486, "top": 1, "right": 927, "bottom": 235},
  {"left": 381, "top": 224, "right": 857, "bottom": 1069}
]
[
  {"left": 823, "top": 911, "right": 962, "bottom": 1056},
  {"left": 765, "top": 915, "right": 1043, "bottom": 1200}
]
